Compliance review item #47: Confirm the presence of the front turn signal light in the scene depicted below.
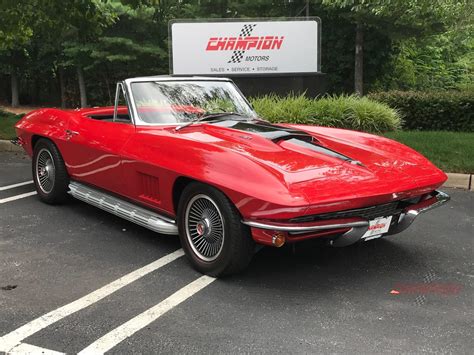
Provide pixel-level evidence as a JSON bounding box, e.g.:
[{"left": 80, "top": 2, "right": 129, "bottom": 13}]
[{"left": 272, "top": 232, "right": 286, "bottom": 247}]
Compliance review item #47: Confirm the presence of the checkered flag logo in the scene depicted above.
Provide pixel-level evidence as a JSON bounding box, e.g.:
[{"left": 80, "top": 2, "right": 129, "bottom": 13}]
[
  {"left": 240, "top": 24, "right": 257, "bottom": 37},
  {"left": 228, "top": 24, "right": 257, "bottom": 64},
  {"left": 228, "top": 51, "right": 245, "bottom": 64}
]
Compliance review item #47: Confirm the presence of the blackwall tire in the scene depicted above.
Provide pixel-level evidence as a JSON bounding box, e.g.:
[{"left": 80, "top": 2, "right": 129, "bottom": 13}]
[
  {"left": 32, "top": 138, "right": 69, "bottom": 204},
  {"left": 177, "top": 182, "right": 254, "bottom": 277}
]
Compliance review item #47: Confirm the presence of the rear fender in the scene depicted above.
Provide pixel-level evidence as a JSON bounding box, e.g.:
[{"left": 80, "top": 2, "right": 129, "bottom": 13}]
[{"left": 15, "top": 109, "right": 72, "bottom": 156}]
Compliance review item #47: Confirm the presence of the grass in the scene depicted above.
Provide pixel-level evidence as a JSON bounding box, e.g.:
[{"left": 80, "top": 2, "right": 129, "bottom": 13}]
[
  {"left": 0, "top": 110, "right": 23, "bottom": 140},
  {"left": 384, "top": 131, "right": 474, "bottom": 174}
]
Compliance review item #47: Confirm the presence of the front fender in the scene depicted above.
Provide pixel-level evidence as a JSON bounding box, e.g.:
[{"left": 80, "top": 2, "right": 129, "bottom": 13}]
[{"left": 123, "top": 130, "right": 309, "bottom": 220}]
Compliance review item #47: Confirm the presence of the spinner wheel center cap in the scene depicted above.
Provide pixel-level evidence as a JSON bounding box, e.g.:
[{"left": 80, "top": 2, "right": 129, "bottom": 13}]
[
  {"left": 196, "top": 222, "right": 205, "bottom": 236},
  {"left": 39, "top": 167, "right": 48, "bottom": 178},
  {"left": 196, "top": 218, "right": 211, "bottom": 237}
]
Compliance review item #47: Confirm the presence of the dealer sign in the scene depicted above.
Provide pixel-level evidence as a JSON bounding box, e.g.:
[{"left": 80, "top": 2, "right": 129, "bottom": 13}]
[{"left": 169, "top": 18, "right": 320, "bottom": 76}]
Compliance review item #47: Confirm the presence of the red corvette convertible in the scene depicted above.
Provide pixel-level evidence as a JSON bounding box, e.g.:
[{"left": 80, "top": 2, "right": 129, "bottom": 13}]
[{"left": 14, "top": 76, "right": 449, "bottom": 276}]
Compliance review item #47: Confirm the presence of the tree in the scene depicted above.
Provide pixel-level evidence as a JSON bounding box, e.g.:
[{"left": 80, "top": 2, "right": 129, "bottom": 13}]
[
  {"left": 0, "top": 0, "right": 115, "bottom": 107},
  {"left": 0, "top": 0, "right": 38, "bottom": 106},
  {"left": 56, "top": 1, "right": 116, "bottom": 107},
  {"left": 1, "top": 0, "right": 471, "bottom": 106},
  {"left": 321, "top": 0, "right": 467, "bottom": 95},
  {"left": 87, "top": 2, "right": 166, "bottom": 104}
]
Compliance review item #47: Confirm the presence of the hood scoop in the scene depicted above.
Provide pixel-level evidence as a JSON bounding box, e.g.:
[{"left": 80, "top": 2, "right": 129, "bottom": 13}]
[
  {"left": 281, "top": 137, "right": 362, "bottom": 165},
  {"left": 212, "top": 119, "right": 316, "bottom": 143},
  {"left": 212, "top": 119, "right": 363, "bottom": 166}
]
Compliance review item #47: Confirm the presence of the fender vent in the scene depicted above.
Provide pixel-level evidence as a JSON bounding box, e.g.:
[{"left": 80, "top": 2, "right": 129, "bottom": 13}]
[{"left": 139, "top": 173, "right": 160, "bottom": 203}]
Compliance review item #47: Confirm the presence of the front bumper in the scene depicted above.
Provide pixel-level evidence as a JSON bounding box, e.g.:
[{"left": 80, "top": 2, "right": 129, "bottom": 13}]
[
  {"left": 242, "top": 190, "right": 450, "bottom": 247},
  {"left": 10, "top": 137, "right": 24, "bottom": 146},
  {"left": 385, "top": 190, "right": 450, "bottom": 236}
]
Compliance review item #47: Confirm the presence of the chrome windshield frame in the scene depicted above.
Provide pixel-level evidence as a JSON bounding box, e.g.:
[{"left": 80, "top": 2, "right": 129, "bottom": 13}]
[
  {"left": 122, "top": 76, "right": 256, "bottom": 126},
  {"left": 114, "top": 80, "right": 135, "bottom": 125}
]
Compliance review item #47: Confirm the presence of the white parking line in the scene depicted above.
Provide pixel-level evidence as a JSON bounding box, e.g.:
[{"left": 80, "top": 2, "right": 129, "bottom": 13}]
[
  {"left": 78, "top": 275, "right": 216, "bottom": 354},
  {"left": 0, "top": 180, "right": 33, "bottom": 191},
  {"left": 7, "top": 342, "right": 65, "bottom": 355},
  {"left": 0, "top": 249, "right": 185, "bottom": 353},
  {"left": 0, "top": 191, "right": 37, "bottom": 204}
]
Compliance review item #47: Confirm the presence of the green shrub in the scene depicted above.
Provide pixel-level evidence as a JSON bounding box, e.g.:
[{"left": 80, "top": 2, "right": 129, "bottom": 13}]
[
  {"left": 368, "top": 90, "right": 474, "bottom": 132},
  {"left": 250, "top": 94, "right": 402, "bottom": 133}
]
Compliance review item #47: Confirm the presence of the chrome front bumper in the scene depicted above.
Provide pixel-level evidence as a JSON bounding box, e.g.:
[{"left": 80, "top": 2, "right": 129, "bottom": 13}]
[
  {"left": 10, "top": 137, "right": 24, "bottom": 146},
  {"left": 385, "top": 190, "right": 450, "bottom": 236},
  {"left": 242, "top": 190, "right": 450, "bottom": 247}
]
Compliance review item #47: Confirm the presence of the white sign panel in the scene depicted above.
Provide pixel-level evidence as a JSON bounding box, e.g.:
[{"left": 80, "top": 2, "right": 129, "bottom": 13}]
[{"left": 170, "top": 19, "right": 320, "bottom": 75}]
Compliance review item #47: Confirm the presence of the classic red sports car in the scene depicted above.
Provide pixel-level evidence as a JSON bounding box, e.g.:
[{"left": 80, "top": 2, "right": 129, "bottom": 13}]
[{"left": 15, "top": 76, "right": 449, "bottom": 276}]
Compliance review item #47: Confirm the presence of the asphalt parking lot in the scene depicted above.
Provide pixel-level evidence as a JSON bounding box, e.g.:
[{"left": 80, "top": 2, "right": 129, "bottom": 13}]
[{"left": 0, "top": 151, "right": 472, "bottom": 354}]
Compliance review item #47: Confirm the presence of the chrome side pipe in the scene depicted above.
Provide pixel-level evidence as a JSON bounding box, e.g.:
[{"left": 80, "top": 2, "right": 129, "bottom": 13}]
[{"left": 68, "top": 181, "right": 178, "bottom": 235}]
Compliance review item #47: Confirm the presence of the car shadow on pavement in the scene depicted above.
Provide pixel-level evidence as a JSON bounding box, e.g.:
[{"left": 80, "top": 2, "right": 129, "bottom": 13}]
[
  {"left": 64, "top": 197, "right": 183, "bottom": 251},
  {"left": 226, "top": 238, "right": 421, "bottom": 294}
]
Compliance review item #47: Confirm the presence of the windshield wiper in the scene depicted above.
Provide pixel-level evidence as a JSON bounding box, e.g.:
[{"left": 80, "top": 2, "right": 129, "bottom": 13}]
[{"left": 175, "top": 112, "right": 245, "bottom": 131}]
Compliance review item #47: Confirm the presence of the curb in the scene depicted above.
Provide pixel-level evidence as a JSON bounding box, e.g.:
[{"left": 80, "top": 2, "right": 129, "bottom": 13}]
[
  {"left": 0, "top": 139, "right": 23, "bottom": 152},
  {"left": 0, "top": 140, "right": 472, "bottom": 191},
  {"left": 444, "top": 173, "right": 473, "bottom": 191}
]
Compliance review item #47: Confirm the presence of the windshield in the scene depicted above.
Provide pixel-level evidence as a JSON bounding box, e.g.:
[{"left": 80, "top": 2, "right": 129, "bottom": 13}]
[{"left": 130, "top": 80, "right": 257, "bottom": 124}]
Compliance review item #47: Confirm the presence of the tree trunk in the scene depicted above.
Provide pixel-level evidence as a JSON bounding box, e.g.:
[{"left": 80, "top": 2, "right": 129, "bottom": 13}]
[
  {"left": 11, "top": 70, "right": 19, "bottom": 107},
  {"left": 32, "top": 78, "right": 39, "bottom": 105},
  {"left": 354, "top": 22, "right": 364, "bottom": 96},
  {"left": 77, "top": 65, "right": 87, "bottom": 108},
  {"left": 58, "top": 67, "right": 67, "bottom": 108}
]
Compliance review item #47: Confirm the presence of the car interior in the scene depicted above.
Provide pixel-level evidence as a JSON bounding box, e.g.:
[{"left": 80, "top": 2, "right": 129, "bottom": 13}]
[{"left": 86, "top": 106, "right": 131, "bottom": 123}]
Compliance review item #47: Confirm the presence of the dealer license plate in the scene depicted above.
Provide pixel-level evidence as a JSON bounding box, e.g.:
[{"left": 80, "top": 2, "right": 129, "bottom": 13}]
[{"left": 362, "top": 216, "right": 393, "bottom": 241}]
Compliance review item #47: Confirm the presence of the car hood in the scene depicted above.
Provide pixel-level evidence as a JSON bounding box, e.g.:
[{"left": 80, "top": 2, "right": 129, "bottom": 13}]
[
  {"left": 167, "top": 119, "right": 446, "bottom": 205},
  {"left": 177, "top": 120, "right": 357, "bottom": 173}
]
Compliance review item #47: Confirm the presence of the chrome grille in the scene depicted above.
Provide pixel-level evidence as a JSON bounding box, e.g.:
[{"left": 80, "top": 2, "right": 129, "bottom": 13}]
[{"left": 291, "top": 201, "right": 401, "bottom": 223}]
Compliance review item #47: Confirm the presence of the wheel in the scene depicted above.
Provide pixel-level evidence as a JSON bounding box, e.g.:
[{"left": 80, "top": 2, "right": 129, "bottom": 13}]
[
  {"left": 177, "top": 182, "right": 255, "bottom": 277},
  {"left": 32, "top": 138, "right": 69, "bottom": 204}
]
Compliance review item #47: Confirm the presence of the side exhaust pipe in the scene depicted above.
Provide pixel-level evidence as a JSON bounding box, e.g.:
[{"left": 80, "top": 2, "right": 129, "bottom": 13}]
[{"left": 68, "top": 181, "right": 179, "bottom": 236}]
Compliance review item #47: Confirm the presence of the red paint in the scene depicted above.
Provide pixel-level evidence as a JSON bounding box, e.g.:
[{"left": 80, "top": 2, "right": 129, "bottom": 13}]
[
  {"left": 369, "top": 223, "right": 385, "bottom": 230},
  {"left": 206, "top": 36, "right": 284, "bottom": 51},
  {"left": 15, "top": 106, "right": 447, "bottom": 244}
]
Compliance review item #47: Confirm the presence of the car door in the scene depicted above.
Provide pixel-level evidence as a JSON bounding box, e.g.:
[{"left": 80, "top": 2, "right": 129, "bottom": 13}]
[{"left": 60, "top": 114, "right": 134, "bottom": 195}]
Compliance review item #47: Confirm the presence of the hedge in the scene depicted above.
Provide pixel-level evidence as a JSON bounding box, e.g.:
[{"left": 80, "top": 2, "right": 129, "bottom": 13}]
[
  {"left": 250, "top": 94, "right": 402, "bottom": 133},
  {"left": 368, "top": 90, "right": 474, "bottom": 132}
]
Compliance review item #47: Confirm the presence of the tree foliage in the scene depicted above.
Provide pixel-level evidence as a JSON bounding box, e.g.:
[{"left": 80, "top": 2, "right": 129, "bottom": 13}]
[{"left": 0, "top": 0, "right": 472, "bottom": 107}]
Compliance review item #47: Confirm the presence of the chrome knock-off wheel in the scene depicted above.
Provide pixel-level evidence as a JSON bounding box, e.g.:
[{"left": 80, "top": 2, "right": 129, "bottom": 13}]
[
  {"left": 35, "top": 148, "right": 55, "bottom": 194},
  {"left": 185, "top": 194, "right": 225, "bottom": 262},
  {"left": 178, "top": 182, "right": 255, "bottom": 276}
]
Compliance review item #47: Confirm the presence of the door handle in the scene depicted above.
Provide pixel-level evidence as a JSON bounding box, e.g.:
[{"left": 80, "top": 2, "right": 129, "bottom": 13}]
[{"left": 65, "top": 130, "right": 79, "bottom": 139}]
